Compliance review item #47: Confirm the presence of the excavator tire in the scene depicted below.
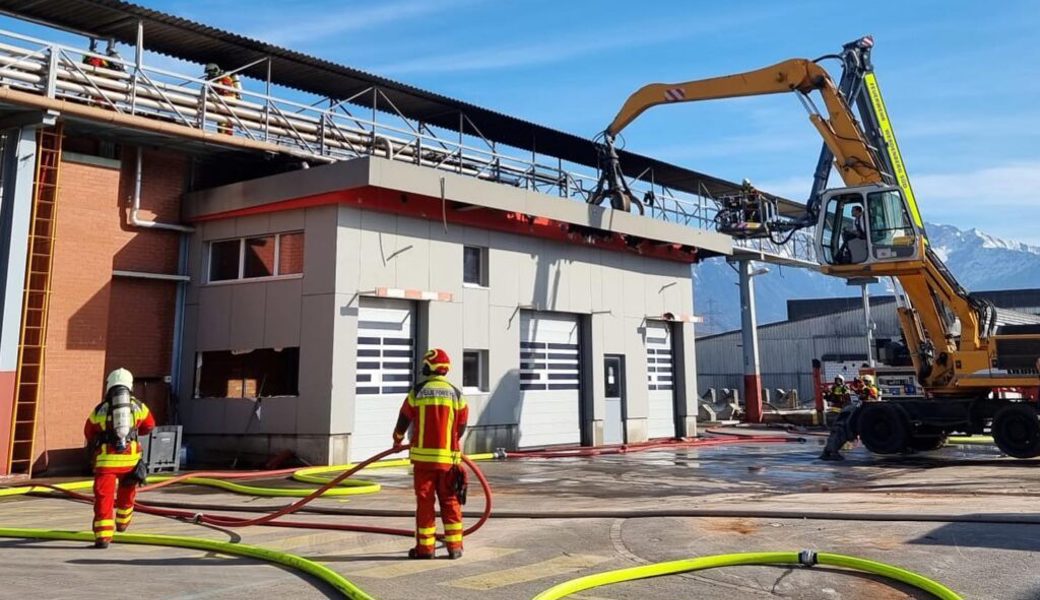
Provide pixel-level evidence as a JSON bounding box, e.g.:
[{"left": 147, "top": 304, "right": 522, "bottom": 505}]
[
  {"left": 857, "top": 403, "right": 909, "bottom": 455},
  {"left": 992, "top": 403, "right": 1040, "bottom": 459}
]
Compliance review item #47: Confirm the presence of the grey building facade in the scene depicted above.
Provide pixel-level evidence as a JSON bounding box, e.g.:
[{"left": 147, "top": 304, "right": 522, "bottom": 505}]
[{"left": 177, "top": 157, "right": 731, "bottom": 464}]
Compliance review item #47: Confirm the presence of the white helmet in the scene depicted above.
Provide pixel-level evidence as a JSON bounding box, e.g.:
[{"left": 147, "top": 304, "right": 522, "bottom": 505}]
[
  {"left": 105, "top": 368, "right": 133, "bottom": 396},
  {"left": 833, "top": 375, "right": 845, "bottom": 384},
  {"left": 861, "top": 374, "right": 874, "bottom": 385}
]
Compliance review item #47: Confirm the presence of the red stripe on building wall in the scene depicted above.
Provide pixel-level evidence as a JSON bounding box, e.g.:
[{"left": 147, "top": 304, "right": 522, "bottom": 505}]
[
  {"left": 190, "top": 186, "right": 701, "bottom": 264},
  {"left": 0, "top": 370, "right": 16, "bottom": 476}
]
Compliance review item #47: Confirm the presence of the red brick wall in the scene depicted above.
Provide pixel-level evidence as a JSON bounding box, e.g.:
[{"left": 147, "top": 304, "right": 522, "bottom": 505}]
[{"left": 35, "top": 144, "right": 187, "bottom": 472}]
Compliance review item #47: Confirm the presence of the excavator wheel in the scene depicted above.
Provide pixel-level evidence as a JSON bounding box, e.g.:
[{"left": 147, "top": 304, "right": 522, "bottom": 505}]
[
  {"left": 992, "top": 403, "right": 1040, "bottom": 459},
  {"left": 857, "top": 403, "right": 909, "bottom": 455}
]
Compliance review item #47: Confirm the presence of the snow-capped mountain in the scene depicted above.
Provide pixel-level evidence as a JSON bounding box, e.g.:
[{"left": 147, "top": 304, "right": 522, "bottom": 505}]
[{"left": 694, "top": 223, "right": 1040, "bottom": 335}]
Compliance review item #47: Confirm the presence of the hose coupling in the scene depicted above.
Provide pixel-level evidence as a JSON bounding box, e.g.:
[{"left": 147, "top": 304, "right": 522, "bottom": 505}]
[
  {"left": 493, "top": 448, "right": 508, "bottom": 460},
  {"left": 192, "top": 513, "right": 203, "bottom": 524},
  {"left": 798, "top": 550, "right": 818, "bottom": 567}
]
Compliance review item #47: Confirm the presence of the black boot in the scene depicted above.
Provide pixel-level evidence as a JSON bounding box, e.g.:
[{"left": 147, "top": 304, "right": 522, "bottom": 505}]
[
  {"left": 447, "top": 549, "right": 463, "bottom": 560},
  {"left": 94, "top": 539, "right": 110, "bottom": 549},
  {"left": 408, "top": 548, "right": 434, "bottom": 559}
]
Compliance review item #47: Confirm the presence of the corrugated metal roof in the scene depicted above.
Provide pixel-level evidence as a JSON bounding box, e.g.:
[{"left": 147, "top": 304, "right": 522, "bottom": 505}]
[{"left": 0, "top": 0, "right": 791, "bottom": 203}]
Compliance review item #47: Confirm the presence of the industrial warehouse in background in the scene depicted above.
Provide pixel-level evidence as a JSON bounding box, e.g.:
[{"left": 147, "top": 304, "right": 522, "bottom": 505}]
[
  {"left": 0, "top": 0, "right": 811, "bottom": 474},
  {"left": 698, "top": 288, "right": 1040, "bottom": 406}
]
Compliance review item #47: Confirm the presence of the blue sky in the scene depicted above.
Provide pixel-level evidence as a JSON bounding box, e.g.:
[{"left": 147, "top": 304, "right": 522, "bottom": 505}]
[{"left": 3, "top": 0, "right": 1037, "bottom": 243}]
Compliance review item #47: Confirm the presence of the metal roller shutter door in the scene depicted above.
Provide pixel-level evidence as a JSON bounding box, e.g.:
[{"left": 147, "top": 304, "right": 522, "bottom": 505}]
[
  {"left": 352, "top": 298, "right": 415, "bottom": 462},
  {"left": 518, "top": 311, "right": 582, "bottom": 447},
  {"left": 646, "top": 321, "right": 676, "bottom": 439}
]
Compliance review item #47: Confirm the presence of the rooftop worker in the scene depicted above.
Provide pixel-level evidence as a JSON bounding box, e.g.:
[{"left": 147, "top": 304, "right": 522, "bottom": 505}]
[
  {"left": 84, "top": 368, "right": 155, "bottom": 548},
  {"left": 391, "top": 348, "right": 469, "bottom": 560},
  {"left": 104, "top": 39, "right": 125, "bottom": 72},
  {"left": 83, "top": 38, "right": 109, "bottom": 68},
  {"left": 820, "top": 374, "right": 882, "bottom": 461},
  {"left": 203, "top": 63, "right": 241, "bottom": 134}
]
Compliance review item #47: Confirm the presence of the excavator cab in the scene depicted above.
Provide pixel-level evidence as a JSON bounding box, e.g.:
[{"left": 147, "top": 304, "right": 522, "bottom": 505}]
[{"left": 816, "top": 185, "right": 921, "bottom": 267}]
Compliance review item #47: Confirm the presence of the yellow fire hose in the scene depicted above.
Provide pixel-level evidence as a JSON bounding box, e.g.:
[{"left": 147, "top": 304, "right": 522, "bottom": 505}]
[
  {"left": 946, "top": 436, "right": 994, "bottom": 445},
  {"left": 532, "top": 551, "right": 963, "bottom": 600},
  {"left": 0, "top": 527, "right": 374, "bottom": 600}
]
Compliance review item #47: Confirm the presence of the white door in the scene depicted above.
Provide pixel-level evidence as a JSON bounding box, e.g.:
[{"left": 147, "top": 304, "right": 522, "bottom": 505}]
[
  {"left": 352, "top": 298, "right": 415, "bottom": 462},
  {"left": 518, "top": 311, "right": 582, "bottom": 447},
  {"left": 646, "top": 321, "right": 676, "bottom": 439}
]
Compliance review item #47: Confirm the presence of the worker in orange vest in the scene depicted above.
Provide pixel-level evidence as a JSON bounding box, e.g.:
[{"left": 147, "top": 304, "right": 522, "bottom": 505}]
[
  {"left": 204, "top": 63, "right": 241, "bottom": 134},
  {"left": 83, "top": 368, "right": 155, "bottom": 548},
  {"left": 392, "top": 348, "right": 469, "bottom": 559}
]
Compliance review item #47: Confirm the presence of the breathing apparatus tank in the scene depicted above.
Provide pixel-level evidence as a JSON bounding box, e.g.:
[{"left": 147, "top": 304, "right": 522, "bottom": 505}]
[{"left": 105, "top": 368, "right": 135, "bottom": 451}]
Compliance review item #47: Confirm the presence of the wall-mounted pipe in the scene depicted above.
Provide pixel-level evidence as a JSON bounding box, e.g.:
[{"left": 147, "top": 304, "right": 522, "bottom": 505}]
[
  {"left": 112, "top": 269, "right": 190, "bottom": 282},
  {"left": 129, "top": 147, "right": 194, "bottom": 232}
]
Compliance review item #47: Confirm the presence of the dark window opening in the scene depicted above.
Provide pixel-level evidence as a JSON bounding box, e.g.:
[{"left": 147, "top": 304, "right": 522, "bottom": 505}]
[
  {"left": 209, "top": 240, "right": 240, "bottom": 281},
  {"left": 462, "top": 349, "right": 487, "bottom": 391},
  {"left": 463, "top": 246, "right": 487, "bottom": 286},
  {"left": 195, "top": 347, "right": 300, "bottom": 398},
  {"left": 243, "top": 236, "right": 276, "bottom": 278}
]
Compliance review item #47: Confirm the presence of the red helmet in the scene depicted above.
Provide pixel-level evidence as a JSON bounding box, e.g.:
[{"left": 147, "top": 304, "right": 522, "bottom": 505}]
[{"left": 422, "top": 348, "right": 451, "bottom": 376}]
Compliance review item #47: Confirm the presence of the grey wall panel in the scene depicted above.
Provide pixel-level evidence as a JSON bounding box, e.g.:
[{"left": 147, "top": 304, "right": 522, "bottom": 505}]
[
  {"left": 356, "top": 212, "right": 399, "bottom": 292},
  {"left": 424, "top": 300, "right": 465, "bottom": 390},
  {"left": 178, "top": 304, "right": 199, "bottom": 399},
  {"left": 480, "top": 304, "right": 522, "bottom": 426},
  {"left": 328, "top": 293, "right": 358, "bottom": 434},
  {"left": 269, "top": 210, "right": 306, "bottom": 233},
  {"left": 253, "top": 396, "right": 298, "bottom": 435},
  {"left": 302, "top": 206, "right": 338, "bottom": 296},
  {"left": 296, "top": 293, "right": 334, "bottom": 435},
  {"left": 234, "top": 213, "right": 271, "bottom": 238},
  {"left": 264, "top": 278, "right": 303, "bottom": 349},
  {"left": 334, "top": 208, "right": 362, "bottom": 293},
  {"left": 393, "top": 216, "right": 432, "bottom": 291},
  {"left": 623, "top": 316, "right": 650, "bottom": 422},
  {"left": 229, "top": 282, "right": 267, "bottom": 350},
  {"left": 462, "top": 287, "right": 490, "bottom": 349},
  {"left": 426, "top": 234, "right": 464, "bottom": 300},
  {"left": 196, "top": 285, "right": 233, "bottom": 351},
  {"left": 488, "top": 248, "right": 519, "bottom": 308},
  {"left": 201, "top": 218, "right": 235, "bottom": 242}
]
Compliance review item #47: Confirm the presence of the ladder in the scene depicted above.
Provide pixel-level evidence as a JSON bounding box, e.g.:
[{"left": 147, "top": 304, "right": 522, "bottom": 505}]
[{"left": 7, "top": 123, "right": 63, "bottom": 476}]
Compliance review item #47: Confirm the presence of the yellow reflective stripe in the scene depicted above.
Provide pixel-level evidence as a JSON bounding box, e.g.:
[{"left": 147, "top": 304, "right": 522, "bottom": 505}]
[
  {"left": 444, "top": 523, "right": 463, "bottom": 532},
  {"left": 116, "top": 508, "right": 133, "bottom": 515},
  {"left": 417, "top": 526, "right": 436, "bottom": 535},
  {"left": 410, "top": 447, "right": 456, "bottom": 458},
  {"left": 418, "top": 539, "right": 436, "bottom": 547},
  {"left": 417, "top": 405, "right": 426, "bottom": 448},
  {"left": 863, "top": 72, "right": 922, "bottom": 232},
  {"left": 406, "top": 391, "right": 418, "bottom": 408},
  {"left": 135, "top": 401, "right": 151, "bottom": 420},
  {"left": 443, "top": 534, "right": 463, "bottom": 543},
  {"left": 445, "top": 405, "right": 454, "bottom": 454},
  {"left": 93, "top": 519, "right": 114, "bottom": 527},
  {"left": 88, "top": 411, "right": 106, "bottom": 425},
  {"left": 94, "top": 455, "right": 141, "bottom": 467},
  {"left": 414, "top": 397, "right": 459, "bottom": 408},
  {"left": 115, "top": 516, "right": 132, "bottom": 525}
]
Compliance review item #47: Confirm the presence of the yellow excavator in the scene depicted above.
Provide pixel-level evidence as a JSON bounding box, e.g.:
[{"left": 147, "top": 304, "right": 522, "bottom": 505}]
[{"left": 591, "top": 36, "right": 1040, "bottom": 457}]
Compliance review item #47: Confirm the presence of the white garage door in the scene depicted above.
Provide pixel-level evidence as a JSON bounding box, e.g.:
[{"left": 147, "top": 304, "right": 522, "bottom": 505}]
[
  {"left": 518, "top": 311, "right": 582, "bottom": 447},
  {"left": 352, "top": 298, "right": 415, "bottom": 462},
  {"left": 646, "top": 321, "right": 676, "bottom": 439}
]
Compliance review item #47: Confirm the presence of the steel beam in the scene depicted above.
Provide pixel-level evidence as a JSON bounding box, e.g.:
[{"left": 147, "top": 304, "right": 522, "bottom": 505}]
[{"left": 738, "top": 259, "right": 763, "bottom": 423}]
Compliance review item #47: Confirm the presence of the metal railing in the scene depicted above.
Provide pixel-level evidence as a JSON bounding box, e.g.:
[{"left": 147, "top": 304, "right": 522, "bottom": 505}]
[{"left": 0, "top": 27, "right": 818, "bottom": 266}]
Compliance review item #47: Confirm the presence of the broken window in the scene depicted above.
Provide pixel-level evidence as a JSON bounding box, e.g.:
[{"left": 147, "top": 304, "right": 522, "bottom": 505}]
[
  {"left": 209, "top": 239, "right": 241, "bottom": 281},
  {"left": 243, "top": 236, "right": 276, "bottom": 278},
  {"left": 278, "top": 232, "right": 304, "bottom": 275},
  {"left": 207, "top": 231, "right": 304, "bottom": 283},
  {"left": 195, "top": 347, "right": 300, "bottom": 398}
]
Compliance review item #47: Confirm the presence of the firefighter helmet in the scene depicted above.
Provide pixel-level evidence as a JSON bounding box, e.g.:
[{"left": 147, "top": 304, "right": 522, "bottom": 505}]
[
  {"left": 861, "top": 374, "right": 874, "bottom": 385},
  {"left": 422, "top": 348, "right": 451, "bottom": 376},
  {"left": 833, "top": 375, "right": 845, "bottom": 384},
  {"left": 105, "top": 368, "right": 134, "bottom": 396}
]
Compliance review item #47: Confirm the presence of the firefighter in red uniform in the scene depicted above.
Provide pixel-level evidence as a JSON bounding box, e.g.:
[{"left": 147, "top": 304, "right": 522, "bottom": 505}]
[
  {"left": 392, "top": 348, "right": 468, "bottom": 559},
  {"left": 204, "top": 63, "right": 242, "bottom": 135},
  {"left": 84, "top": 368, "right": 155, "bottom": 548}
]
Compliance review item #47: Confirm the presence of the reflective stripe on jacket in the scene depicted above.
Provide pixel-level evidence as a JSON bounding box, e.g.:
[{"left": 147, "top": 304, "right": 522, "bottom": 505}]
[
  {"left": 84, "top": 399, "right": 155, "bottom": 470},
  {"left": 398, "top": 376, "right": 468, "bottom": 466}
]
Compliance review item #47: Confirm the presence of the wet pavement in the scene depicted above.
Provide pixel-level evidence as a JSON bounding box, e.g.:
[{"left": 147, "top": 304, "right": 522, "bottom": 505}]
[{"left": 0, "top": 436, "right": 1035, "bottom": 599}]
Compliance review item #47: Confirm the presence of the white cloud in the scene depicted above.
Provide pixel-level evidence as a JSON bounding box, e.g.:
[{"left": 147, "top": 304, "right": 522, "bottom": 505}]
[{"left": 913, "top": 161, "right": 1040, "bottom": 207}]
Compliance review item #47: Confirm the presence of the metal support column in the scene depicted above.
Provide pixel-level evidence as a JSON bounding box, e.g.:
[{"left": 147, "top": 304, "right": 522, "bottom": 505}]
[
  {"left": 862, "top": 283, "right": 875, "bottom": 367},
  {"left": 0, "top": 128, "right": 38, "bottom": 474},
  {"left": 738, "top": 259, "right": 763, "bottom": 423}
]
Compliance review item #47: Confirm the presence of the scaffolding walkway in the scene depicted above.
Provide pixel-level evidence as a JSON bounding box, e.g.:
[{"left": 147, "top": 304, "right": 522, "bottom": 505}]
[{"left": 0, "top": 27, "right": 817, "bottom": 268}]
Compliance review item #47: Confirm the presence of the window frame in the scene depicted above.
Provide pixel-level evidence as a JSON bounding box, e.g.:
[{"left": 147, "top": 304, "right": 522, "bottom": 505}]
[
  {"left": 462, "top": 245, "right": 489, "bottom": 288},
  {"left": 462, "top": 349, "right": 489, "bottom": 393},
  {"left": 206, "top": 231, "right": 305, "bottom": 285}
]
